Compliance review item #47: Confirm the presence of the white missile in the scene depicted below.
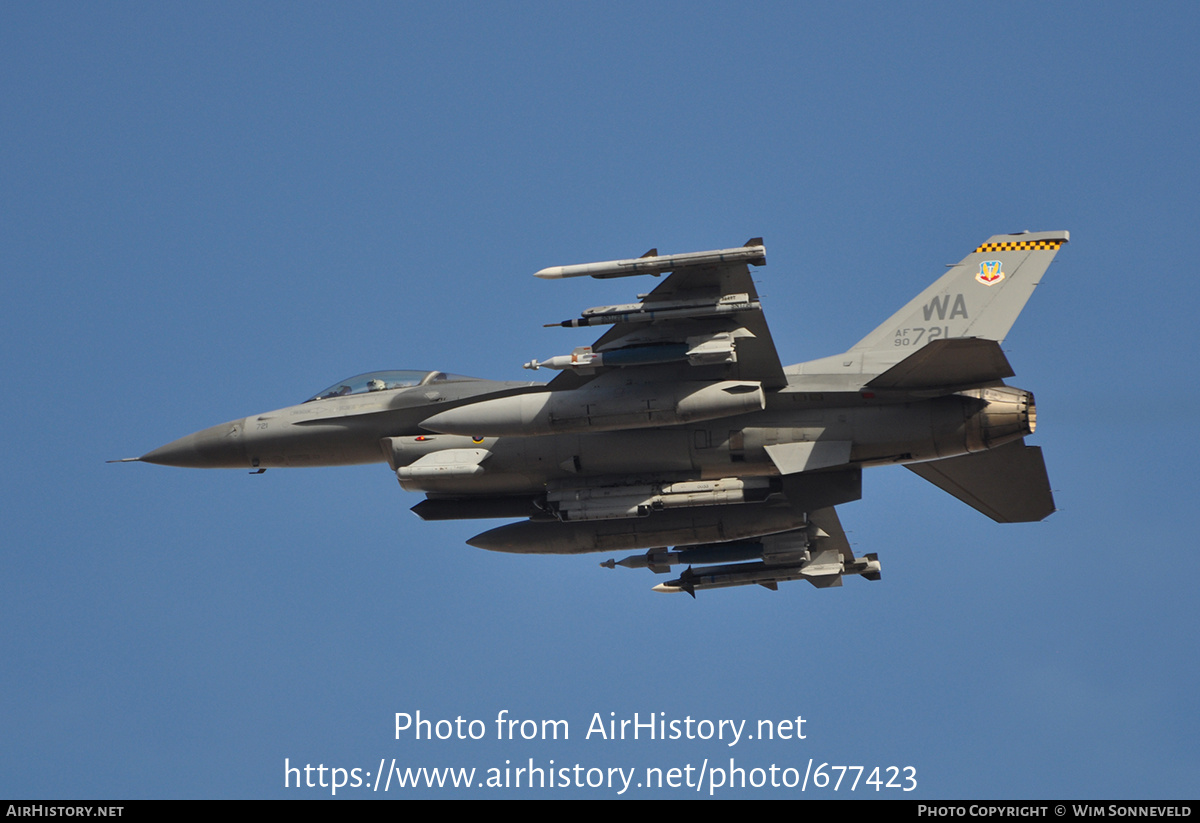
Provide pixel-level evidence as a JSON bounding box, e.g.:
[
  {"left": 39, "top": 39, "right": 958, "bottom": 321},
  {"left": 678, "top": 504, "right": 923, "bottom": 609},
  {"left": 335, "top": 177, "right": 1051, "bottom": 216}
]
[
  {"left": 652, "top": 554, "right": 882, "bottom": 596},
  {"left": 534, "top": 243, "right": 765, "bottom": 280}
]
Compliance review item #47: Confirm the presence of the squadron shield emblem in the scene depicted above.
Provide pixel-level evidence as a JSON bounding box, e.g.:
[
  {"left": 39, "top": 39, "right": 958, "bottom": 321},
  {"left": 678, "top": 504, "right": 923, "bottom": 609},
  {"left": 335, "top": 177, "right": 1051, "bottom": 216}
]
[{"left": 976, "top": 260, "right": 1004, "bottom": 286}]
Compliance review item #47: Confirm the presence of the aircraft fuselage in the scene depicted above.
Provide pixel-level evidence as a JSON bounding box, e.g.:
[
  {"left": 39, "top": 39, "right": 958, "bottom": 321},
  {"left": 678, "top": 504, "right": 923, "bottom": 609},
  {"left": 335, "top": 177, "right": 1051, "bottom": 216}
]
[{"left": 143, "top": 375, "right": 1034, "bottom": 489}]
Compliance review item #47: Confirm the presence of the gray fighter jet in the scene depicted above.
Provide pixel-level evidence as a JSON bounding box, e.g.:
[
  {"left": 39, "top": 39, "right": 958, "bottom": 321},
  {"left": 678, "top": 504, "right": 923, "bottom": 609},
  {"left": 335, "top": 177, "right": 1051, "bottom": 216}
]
[{"left": 120, "top": 232, "right": 1067, "bottom": 595}]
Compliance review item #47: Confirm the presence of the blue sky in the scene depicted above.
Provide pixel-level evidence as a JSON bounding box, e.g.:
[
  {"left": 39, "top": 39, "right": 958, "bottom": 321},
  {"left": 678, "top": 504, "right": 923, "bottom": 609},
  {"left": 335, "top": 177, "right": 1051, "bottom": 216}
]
[{"left": 3, "top": 2, "right": 1198, "bottom": 798}]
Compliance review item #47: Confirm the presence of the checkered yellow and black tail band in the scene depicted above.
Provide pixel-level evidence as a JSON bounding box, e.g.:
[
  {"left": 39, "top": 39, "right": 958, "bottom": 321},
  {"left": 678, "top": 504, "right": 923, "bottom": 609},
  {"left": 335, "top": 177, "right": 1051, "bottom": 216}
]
[{"left": 973, "top": 240, "right": 1065, "bottom": 253}]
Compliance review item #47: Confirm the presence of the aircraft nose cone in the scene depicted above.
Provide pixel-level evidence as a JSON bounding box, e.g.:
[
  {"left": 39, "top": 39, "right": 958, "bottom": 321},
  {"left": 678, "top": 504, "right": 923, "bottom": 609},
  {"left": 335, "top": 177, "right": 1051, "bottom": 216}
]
[{"left": 140, "top": 419, "right": 248, "bottom": 468}]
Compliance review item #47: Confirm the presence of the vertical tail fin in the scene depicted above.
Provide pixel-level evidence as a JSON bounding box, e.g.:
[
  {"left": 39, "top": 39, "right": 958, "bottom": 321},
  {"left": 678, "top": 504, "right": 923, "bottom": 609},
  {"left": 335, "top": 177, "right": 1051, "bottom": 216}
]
[{"left": 849, "top": 231, "right": 1068, "bottom": 363}]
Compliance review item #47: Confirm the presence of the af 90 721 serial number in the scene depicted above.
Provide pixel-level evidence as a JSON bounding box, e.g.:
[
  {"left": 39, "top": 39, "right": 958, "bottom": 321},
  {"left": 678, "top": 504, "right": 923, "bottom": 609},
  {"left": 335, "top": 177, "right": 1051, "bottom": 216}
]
[{"left": 894, "top": 327, "right": 951, "bottom": 346}]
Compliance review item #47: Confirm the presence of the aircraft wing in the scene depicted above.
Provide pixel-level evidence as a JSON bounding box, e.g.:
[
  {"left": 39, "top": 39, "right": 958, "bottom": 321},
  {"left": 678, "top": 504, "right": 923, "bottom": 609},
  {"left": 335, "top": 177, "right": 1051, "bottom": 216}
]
[{"left": 530, "top": 239, "right": 788, "bottom": 391}]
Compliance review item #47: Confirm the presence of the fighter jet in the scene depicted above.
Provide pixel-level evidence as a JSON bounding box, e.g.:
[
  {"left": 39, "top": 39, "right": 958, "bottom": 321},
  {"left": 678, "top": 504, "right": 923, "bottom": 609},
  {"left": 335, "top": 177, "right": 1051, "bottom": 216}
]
[{"left": 119, "top": 232, "right": 1067, "bottom": 595}]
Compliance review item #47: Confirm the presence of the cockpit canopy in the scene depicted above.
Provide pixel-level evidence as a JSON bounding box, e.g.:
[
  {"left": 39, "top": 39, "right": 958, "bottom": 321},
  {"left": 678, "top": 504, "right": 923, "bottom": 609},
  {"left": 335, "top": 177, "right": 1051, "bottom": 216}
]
[{"left": 305, "top": 370, "right": 470, "bottom": 403}]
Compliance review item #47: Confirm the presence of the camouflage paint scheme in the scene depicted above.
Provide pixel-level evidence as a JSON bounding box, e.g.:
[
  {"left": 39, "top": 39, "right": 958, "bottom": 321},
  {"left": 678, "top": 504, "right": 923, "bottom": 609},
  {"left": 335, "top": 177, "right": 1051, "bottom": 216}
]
[{"left": 123, "top": 232, "right": 1067, "bottom": 595}]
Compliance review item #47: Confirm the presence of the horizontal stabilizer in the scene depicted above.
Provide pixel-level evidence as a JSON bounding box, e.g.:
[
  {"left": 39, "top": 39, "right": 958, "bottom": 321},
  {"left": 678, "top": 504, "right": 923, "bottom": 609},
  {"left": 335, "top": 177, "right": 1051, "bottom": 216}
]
[
  {"left": 866, "top": 338, "right": 1014, "bottom": 391},
  {"left": 906, "top": 440, "right": 1055, "bottom": 523}
]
